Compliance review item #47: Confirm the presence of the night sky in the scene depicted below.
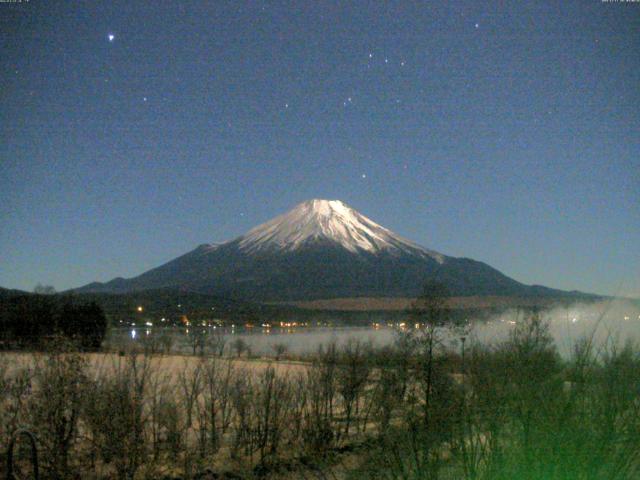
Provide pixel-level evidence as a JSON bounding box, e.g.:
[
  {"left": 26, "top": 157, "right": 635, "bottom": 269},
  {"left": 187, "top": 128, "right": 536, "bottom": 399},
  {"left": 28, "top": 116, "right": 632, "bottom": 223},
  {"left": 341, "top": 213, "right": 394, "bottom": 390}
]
[{"left": 1, "top": 1, "right": 638, "bottom": 297}]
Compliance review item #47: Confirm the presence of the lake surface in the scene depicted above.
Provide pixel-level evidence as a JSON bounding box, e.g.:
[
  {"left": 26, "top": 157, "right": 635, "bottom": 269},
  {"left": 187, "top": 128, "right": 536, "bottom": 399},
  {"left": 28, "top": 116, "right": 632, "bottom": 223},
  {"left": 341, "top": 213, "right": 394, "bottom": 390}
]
[{"left": 108, "top": 300, "right": 640, "bottom": 357}]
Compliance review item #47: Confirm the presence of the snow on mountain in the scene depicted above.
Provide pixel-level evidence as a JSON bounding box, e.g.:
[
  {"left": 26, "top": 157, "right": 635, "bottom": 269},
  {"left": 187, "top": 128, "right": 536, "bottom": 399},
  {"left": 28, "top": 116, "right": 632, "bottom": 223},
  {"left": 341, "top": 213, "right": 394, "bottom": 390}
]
[{"left": 237, "top": 199, "right": 445, "bottom": 262}]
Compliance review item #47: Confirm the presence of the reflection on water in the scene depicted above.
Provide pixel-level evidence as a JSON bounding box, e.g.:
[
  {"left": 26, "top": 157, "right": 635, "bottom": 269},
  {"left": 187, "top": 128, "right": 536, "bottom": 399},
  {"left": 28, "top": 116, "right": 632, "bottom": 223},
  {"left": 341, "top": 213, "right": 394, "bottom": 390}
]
[{"left": 107, "top": 300, "right": 640, "bottom": 357}]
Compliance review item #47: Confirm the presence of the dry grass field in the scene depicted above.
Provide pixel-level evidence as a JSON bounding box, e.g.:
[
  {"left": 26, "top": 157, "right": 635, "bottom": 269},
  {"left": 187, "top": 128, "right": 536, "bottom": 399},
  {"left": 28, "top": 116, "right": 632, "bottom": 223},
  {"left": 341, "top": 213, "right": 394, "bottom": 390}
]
[
  {"left": 1, "top": 351, "right": 310, "bottom": 378},
  {"left": 276, "top": 295, "right": 564, "bottom": 311}
]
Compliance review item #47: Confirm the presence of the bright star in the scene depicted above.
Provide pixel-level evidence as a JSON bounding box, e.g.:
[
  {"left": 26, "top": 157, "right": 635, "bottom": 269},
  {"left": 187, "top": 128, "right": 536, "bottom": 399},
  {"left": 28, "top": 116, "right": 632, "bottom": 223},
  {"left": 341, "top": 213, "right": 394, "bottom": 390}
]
[
  {"left": 474, "top": 23, "right": 479, "bottom": 29},
  {"left": 361, "top": 173, "right": 367, "bottom": 179},
  {"left": 108, "top": 33, "right": 115, "bottom": 42}
]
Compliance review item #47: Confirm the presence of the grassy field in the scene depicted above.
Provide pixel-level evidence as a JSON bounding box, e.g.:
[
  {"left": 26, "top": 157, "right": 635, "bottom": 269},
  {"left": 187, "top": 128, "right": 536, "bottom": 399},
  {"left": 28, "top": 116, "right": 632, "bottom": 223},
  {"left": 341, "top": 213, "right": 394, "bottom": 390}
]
[
  {"left": 2, "top": 351, "right": 309, "bottom": 378},
  {"left": 273, "top": 295, "right": 578, "bottom": 311}
]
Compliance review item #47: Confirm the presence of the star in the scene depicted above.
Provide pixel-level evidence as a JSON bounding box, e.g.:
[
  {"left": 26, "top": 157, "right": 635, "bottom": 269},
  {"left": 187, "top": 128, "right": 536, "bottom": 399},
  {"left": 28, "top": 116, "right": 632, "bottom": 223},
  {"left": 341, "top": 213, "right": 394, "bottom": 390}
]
[
  {"left": 361, "top": 173, "right": 367, "bottom": 179},
  {"left": 474, "top": 23, "right": 479, "bottom": 29},
  {"left": 368, "top": 53, "right": 373, "bottom": 58},
  {"left": 143, "top": 97, "right": 148, "bottom": 102},
  {"left": 108, "top": 33, "right": 115, "bottom": 42},
  {"left": 285, "top": 103, "right": 289, "bottom": 109}
]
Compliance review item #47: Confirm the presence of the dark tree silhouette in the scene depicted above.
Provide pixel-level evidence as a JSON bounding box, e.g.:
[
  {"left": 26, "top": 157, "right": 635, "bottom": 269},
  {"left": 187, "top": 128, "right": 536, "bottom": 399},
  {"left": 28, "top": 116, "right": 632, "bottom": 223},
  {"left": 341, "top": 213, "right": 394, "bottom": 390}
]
[{"left": 0, "top": 294, "right": 108, "bottom": 349}]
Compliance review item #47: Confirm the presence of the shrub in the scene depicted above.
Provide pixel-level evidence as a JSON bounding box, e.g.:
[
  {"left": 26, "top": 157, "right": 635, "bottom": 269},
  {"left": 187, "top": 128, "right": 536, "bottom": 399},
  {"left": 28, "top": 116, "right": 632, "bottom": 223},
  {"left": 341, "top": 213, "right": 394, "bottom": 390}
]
[{"left": 29, "top": 342, "right": 88, "bottom": 479}]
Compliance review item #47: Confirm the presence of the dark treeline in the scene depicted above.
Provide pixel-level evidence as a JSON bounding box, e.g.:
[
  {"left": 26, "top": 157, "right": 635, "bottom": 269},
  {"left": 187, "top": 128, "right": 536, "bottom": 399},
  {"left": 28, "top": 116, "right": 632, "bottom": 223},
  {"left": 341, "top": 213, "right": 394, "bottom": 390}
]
[{"left": 0, "top": 294, "right": 107, "bottom": 350}]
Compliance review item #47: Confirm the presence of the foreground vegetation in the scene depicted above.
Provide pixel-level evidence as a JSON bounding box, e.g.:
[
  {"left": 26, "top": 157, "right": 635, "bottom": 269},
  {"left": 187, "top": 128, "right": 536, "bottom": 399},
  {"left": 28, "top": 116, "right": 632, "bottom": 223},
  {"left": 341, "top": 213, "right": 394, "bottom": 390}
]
[{"left": 1, "top": 306, "right": 639, "bottom": 479}]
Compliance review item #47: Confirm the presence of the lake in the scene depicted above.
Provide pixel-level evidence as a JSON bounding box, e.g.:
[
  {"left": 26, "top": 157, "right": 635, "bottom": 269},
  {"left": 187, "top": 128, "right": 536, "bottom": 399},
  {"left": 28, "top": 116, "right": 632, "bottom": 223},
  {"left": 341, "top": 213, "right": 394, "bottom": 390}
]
[{"left": 107, "top": 299, "right": 640, "bottom": 357}]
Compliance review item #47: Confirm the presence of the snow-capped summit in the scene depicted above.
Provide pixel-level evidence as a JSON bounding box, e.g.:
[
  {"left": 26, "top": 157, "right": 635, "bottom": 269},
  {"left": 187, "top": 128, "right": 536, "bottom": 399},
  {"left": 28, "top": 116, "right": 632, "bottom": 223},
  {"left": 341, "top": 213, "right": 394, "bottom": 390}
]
[{"left": 238, "top": 199, "right": 444, "bottom": 261}]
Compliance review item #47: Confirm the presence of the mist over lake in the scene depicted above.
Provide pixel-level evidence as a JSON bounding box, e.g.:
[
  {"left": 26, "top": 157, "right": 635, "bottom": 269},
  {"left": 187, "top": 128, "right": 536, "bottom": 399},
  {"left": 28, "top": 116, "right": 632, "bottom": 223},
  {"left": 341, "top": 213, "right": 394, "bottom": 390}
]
[{"left": 111, "top": 299, "right": 640, "bottom": 357}]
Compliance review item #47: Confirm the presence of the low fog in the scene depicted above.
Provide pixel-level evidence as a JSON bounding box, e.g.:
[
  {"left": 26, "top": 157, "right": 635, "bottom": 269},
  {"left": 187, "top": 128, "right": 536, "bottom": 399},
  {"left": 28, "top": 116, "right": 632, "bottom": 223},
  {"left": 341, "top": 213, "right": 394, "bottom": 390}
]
[
  {"left": 115, "top": 299, "right": 640, "bottom": 358},
  {"left": 467, "top": 298, "right": 640, "bottom": 357},
  {"left": 226, "top": 299, "right": 640, "bottom": 357}
]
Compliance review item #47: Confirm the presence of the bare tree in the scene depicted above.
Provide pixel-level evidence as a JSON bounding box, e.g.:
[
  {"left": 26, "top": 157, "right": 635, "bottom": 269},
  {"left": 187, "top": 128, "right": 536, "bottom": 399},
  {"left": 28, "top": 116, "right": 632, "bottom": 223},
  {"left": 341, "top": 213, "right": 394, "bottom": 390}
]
[
  {"left": 232, "top": 338, "right": 248, "bottom": 358},
  {"left": 158, "top": 329, "right": 175, "bottom": 354},
  {"left": 408, "top": 281, "right": 460, "bottom": 429},
  {"left": 230, "top": 370, "right": 254, "bottom": 458},
  {"left": 336, "top": 339, "right": 371, "bottom": 438},
  {"left": 178, "top": 359, "right": 203, "bottom": 433},
  {"left": 33, "top": 283, "right": 56, "bottom": 295},
  {"left": 195, "top": 357, "right": 235, "bottom": 457},
  {"left": 252, "top": 366, "right": 293, "bottom": 465},
  {"left": 271, "top": 342, "right": 289, "bottom": 361},
  {"left": 30, "top": 342, "right": 87, "bottom": 479},
  {"left": 188, "top": 327, "right": 207, "bottom": 356},
  {"left": 0, "top": 360, "right": 32, "bottom": 455},
  {"left": 394, "top": 281, "right": 462, "bottom": 477},
  {"left": 303, "top": 342, "right": 338, "bottom": 454},
  {"left": 83, "top": 352, "right": 153, "bottom": 480},
  {"left": 147, "top": 367, "right": 174, "bottom": 460},
  {"left": 208, "top": 328, "right": 228, "bottom": 357}
]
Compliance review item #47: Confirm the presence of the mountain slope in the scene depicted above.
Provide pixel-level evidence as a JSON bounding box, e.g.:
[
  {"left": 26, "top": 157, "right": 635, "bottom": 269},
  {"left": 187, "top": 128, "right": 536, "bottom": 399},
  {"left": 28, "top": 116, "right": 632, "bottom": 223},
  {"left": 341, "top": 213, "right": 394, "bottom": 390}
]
[{"left": 75, "top": 199, "right": 578, "bottom": 300}]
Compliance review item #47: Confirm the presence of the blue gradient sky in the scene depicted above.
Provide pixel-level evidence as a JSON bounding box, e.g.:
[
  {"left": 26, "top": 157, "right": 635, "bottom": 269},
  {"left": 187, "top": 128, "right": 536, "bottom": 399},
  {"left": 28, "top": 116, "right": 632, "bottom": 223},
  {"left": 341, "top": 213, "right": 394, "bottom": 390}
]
[{"left": 1, "top": 1, "right": 638, "bottom": 297}]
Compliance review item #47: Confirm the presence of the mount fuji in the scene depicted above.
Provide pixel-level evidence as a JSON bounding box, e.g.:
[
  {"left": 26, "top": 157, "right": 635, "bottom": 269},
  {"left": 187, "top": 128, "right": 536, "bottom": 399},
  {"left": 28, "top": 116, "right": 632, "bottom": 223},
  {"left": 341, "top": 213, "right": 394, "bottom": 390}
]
[{"left": 76, "top": 199, "right": 575, "bottom": 301}]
